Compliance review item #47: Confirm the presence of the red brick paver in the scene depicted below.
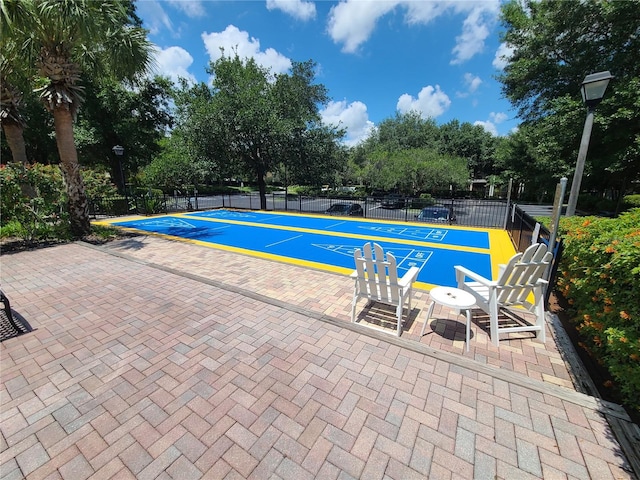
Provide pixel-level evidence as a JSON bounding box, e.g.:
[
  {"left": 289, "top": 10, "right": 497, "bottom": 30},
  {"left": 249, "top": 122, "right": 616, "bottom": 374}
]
[{"left": 0, "top": 239, "right": 635, "bottom": 479}]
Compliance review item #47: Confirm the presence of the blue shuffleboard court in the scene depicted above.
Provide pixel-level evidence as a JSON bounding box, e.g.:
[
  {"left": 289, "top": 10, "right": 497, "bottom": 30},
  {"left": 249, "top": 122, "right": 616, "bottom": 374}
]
[{"left": 102, "top": 209, "right": 515, "bottom": 290}]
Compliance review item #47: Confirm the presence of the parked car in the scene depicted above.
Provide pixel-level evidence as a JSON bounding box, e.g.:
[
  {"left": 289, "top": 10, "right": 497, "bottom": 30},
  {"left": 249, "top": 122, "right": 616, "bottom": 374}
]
[
  {"left": 325, "top": 203, "right": 364, "bottom": 216},
  {"left": 416, "top": 205, "right": 456, "bottom": 223},
  {"left": 381, "top": 195, "right": 405, "bottom": 209}
]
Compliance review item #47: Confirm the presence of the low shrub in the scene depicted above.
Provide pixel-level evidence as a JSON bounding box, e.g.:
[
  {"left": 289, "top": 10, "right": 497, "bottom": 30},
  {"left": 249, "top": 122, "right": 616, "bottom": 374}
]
[
  {"left": 410, "top": 193, "right": 436, "bottom": 209},
  {"left": 576, "top": 194, "right": 601, "bottom": 213},
  {"left": 295, "top": 185, "right": 322, "bottom": 196},
  {"left": 0, "top": 163, "right": 70, "bottom": 241},
  {"left": 1, "top": 163, "right": 122, "bottom": 241},
  {"left": 556, "top": 209, "right": 640, "bottom": 413},
  {"left": 623, "top": 194, "right": 640, "bottom": 209}
]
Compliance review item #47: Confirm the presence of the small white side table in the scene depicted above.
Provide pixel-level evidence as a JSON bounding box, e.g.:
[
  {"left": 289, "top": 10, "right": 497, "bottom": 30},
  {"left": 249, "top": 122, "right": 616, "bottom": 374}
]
[{"left": 420, "top": 286, "right": 477, "bottom": 351}]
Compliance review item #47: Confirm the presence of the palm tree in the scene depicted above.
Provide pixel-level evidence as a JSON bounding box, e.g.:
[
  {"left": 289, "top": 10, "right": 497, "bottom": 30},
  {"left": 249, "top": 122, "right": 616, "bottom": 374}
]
[
  {"left": 16, "top": 0, "right": 154, "bottom": 236},
  {"left": 1, "top": 60, "right": 28, "bottom": 165},
  {"left": 1, "top": 0, "right": 32, "bottom": 165}
]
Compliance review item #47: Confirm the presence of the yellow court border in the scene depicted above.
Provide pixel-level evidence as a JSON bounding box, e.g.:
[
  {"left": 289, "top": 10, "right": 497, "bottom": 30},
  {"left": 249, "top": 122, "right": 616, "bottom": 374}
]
[{"left": 95, "top": 209, "right": 516, "bottom": 292}]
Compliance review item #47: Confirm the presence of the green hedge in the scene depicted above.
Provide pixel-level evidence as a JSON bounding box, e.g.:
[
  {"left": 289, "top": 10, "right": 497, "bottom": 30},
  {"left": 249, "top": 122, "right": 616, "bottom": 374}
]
[
  {"left": 1, "top": 163, "right": 119, "bottom": 241},
  {"left": 0, "top": 163, "right": 70, "bottom": 241},
  {"left": 556, "top": 209, "right": 640, "bottom": 412},
  {"left": 624, "top": 194, "right": 640, "bottom": 209}
]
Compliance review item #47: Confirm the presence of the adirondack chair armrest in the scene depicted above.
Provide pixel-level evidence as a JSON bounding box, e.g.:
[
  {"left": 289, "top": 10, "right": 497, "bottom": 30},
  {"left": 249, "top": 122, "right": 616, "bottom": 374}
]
[
  {"left": 398, "top": 266, "right": 420, "bottom": 287},
  {"left": 454, "top": 265, "right": 496, "bottom": 286}
]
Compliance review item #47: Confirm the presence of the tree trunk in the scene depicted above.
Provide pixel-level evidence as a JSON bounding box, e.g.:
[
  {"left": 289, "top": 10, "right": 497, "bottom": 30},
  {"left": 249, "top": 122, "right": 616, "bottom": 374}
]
[
  {"left": 2, "top": 121, "right": 28, "bottom": 165},
  {"left": 52, "top": 107, "right": 91, "bottom": 237}
]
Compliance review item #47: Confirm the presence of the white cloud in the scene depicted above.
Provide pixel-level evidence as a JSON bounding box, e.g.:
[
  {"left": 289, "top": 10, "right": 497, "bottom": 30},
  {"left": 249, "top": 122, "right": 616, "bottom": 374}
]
[
  {"left": 327, "top": 0, "right": 499, "bottom": 64},
  {"left": 135, "top": 1, "right": 173, "bottom": 36},
  {"left": 152, "top": 45, "right": 197, "bottom": 85},
  {"left": 320, "top": 100, "right": 375, "bottom": 147},
  {"left": 450, "top": 4, "right": 499, "bottom": 65},
  {"left": 489, "top": 112, "right": 508, "bottom": 124},
  {"left": 474, "top": 120, "right": 498, "bottom": 136},
  {"left": 327, "top": 1, "right": 397, "bottom": 53},
  {"left": 474, "top": 112, "right": 509, "bottom": 136},
  {"left": 202, "top": 25, "right": 292, "bottom": 75},
  {"left": 396, "top": 85, "right": 451, "bottom": 119},
  {"left": 493, "top": 42, "right": 515, "bottom": 70},
  {"left": 403, "top": 1, "right": 451, "bottom": 24},
  {"left": 457, "top": 73, "right": 482, "bottom": 97},
  {"left": 464, "top": 73, "right": 482, "bottom": 93},
  {"left": 266, "top": 0, "right": 316, "bottom": 21},
  {"left": 168, "top": 0, "right": 206, "bottom": 18}
]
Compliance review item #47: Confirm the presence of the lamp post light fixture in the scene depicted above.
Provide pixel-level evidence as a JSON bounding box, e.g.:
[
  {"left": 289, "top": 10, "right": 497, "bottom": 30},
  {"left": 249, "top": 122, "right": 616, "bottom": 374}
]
[
  {"left": 112, "top": 145, "right": 125, "bottom": 194},
  {"left": 566, "top": 71, "right": 613, "bottom": 216}
]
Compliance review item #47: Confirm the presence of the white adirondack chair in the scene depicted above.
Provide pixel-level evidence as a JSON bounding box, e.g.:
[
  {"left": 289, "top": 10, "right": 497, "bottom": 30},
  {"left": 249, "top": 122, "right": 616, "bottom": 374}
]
[
  {"left": 351, "top": 242, "right": 420, "bottom": 336},
  {"left": 454, "top": 243, "right": 553, "bottom": 347}
]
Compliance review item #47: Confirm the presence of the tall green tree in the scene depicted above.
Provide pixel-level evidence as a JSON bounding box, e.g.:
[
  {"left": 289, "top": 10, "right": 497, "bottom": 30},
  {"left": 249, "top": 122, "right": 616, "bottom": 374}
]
[
  {"left": 283, "top": 125, "right": 347, "bottom": 187},
  {"left": 169, "top": 79, "right": 235, "bottom": 184},
  {"left": 374, "top": 111, "right": 441, "bottom": 152},
  {"left": 75, "top": 76, "right": 174, "bottom": 191},
  {"left": 499, "top": 0, "right": 640, "bottom": 200},
  {"left": 206, "top": 54, "right": 342, "bottom": 209},
  {"left": 7, "top": 0, "right": 154, "bottom": 236},
  {"left": 438, "top": 120, "right": 498, "bottom": 178},
  {"left": 1, "top": 0, "right": 34, "bottom": 165},
  {"left": 363, "top": 148, "right": 469, "bottom": 195}
]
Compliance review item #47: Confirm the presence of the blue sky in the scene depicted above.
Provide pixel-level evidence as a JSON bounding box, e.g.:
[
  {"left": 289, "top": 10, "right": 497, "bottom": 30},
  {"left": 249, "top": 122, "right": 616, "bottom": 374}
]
[{"left": 136, "top": 0, "right": 517, "bottom": 146}]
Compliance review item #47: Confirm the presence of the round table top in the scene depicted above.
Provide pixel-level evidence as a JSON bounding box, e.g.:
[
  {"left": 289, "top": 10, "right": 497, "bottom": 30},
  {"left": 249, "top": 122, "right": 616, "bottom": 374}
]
[{"left": 429, "top": 286, "right": 476, "bottom": 309}]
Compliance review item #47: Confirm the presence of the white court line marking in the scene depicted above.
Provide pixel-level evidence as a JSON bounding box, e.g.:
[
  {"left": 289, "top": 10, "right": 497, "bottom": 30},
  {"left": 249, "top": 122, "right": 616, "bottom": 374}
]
[
  {"left": 265, "top": 234, "right": 302, "bottom": 248},
  {"left": 326, "top": 221, "right": 346, "bottom": 229},
  {"left": 258, "top": 215, "right": 285, "bottom": 224},
  {"left": 395, "top": 249, "right": 431, "bottom": 272}
]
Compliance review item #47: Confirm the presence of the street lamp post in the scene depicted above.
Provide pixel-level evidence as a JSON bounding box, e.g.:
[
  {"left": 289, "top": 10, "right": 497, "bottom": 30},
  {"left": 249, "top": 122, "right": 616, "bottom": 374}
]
[
  {"left": 112, "top": 145, "right": 125, "bottom": 193},
  {"left": 566, "top": 71, "right": 613, "bottom": 216}
]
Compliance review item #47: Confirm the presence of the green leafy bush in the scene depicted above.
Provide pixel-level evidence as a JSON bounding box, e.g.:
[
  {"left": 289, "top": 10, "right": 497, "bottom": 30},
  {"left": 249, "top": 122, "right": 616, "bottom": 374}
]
[
  {"left": 409, "top": 193, "right": 436, "bottom": 209},
  {"left": 556, "top": 209, "right": 640, "bottom": 412},
  {"left": 82, "top": 169, "right": 118, "bottom": 198},
  {"left": 295, "top": 185, "right": 322, "bottom": 196},
  {"left": 1, "top": 163, "right": 119, "bottom": 241},
  {"left": 0, "top": 163, "right": 70, "bottom": 241},
  {"left": 576, "top": 194, "right": 601, "bottom": 213},
  {"left": 623, "top": 194, "right": 640, "bottom": 209}
]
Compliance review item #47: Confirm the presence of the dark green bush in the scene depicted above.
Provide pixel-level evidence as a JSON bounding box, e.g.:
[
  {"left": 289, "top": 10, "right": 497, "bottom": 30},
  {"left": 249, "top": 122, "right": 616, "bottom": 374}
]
[
  {"left": 1, "top": 163, "right": 120, "bottom": 240},
  {"left": 410, "top": 193, "right": 436, "bottom": 209},
  {"left": 576, "top": 194, "right": 601, "bottom": 213},
  {"left": 557, "top": 209, "right": 640, "bottom": 413},
  {"left": 296, "top": 186, "right": 322, "bottom": 196},
  {"left": 0, "top": 163, "right": 70, "bottom": 241},
  {"left": 623, "top": 194, "right": 640, "bottom": 209}
]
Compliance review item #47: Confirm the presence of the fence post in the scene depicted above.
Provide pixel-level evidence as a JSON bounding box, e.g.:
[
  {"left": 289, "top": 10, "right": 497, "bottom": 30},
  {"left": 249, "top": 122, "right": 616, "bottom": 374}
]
[
  {"left": 548, "top": 177, "right": 568, "bottom": 259},
  {"left": 503, "top": 178, "right": 513, "bottom": 230},
  {"left": 545, "top": 177, "right": 568, "bottom": 287}
]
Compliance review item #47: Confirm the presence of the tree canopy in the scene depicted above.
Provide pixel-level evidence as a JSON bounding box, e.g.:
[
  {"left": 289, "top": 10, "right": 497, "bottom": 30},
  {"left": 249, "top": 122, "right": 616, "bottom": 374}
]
[
  {"left": 166, "top": 54, "right": 345, "bottom": 208},
  {"left": 2, "top": 0, "right": 155, "bottom": 236},
  {"left": 498, "top": 0, "right": 640, "bottom": 200},
  {"left": 350, "top": 112, "right": 493, "bottom": 194}
]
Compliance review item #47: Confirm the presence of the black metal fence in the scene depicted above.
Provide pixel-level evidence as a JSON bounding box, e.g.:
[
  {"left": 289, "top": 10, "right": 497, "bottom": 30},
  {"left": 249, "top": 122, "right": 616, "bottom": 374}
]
[
  {"left": 505, "top": 203, "right": 564, "bottom": 303},
  {"left": 90, "top": 191, "right": 510, "bottom": 229}
]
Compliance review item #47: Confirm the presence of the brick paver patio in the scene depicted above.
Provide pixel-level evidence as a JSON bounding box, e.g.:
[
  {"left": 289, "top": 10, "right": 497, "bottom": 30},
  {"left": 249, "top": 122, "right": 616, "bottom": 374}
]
[{"left": 0, "top": 238, "right": 636, "bottom": 479}]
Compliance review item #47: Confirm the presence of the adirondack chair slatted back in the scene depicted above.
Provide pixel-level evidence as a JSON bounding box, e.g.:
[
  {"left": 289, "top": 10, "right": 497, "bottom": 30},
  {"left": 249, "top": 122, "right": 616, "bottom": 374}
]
[
  {"left": 354, "top": 242, "right": 401, "bottom": 304},
  {"left": 455, "top": 242, "right": 552, "bottom": 346},
  {"left": 496, "top": 243, "right": 552, "bottom": 307}
]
